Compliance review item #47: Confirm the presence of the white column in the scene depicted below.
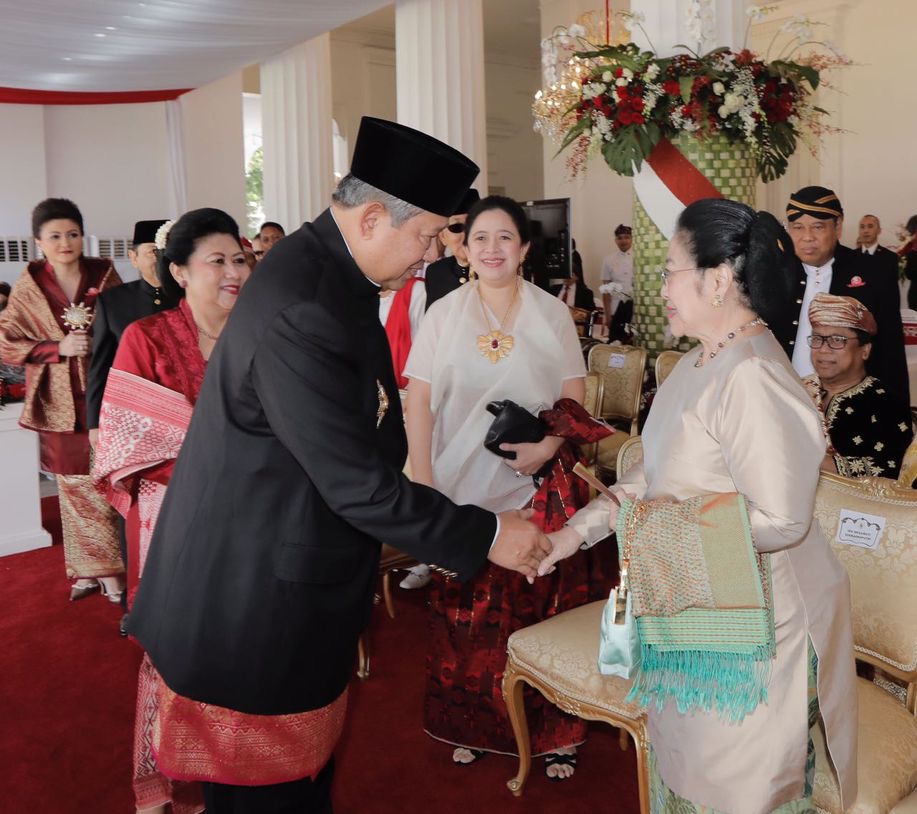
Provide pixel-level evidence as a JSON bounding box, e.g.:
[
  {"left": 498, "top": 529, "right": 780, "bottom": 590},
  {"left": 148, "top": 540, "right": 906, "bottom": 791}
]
[
  {"left": 0, "top": 403, "right": 52, "bottom": 557},
  {"left": 395, "top": 0, "right": 488, "bottom": 192},
  {"left": 261, "top": 34, "right": 334, "bottom": 229},
  {"left": 631, "top": 0, "right": 749, "bottom": 56}
]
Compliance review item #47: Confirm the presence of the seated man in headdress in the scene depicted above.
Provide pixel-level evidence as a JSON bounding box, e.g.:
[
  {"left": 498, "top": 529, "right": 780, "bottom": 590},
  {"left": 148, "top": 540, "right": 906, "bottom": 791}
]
[{"left": 802, "top": 293, "right": 913, "bottom": 479}]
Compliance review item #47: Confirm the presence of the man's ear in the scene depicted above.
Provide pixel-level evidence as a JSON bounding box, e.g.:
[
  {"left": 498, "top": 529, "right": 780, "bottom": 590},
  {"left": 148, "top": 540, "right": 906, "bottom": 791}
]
[{"left": 358, "top": 202, "right": 388, "bottom": 240}]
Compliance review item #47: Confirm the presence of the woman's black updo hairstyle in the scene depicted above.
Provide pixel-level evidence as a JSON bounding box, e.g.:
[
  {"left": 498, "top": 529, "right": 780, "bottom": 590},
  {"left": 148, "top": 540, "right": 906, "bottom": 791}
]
[
  {"left": 157, "top": 208, "right": 241, "bottom": 301},
  {"left": 674, "top": 198, "right": 796, "bottom": 327},
  {"left": 463, "top": 195, "right": 531, "bottom": 246}
]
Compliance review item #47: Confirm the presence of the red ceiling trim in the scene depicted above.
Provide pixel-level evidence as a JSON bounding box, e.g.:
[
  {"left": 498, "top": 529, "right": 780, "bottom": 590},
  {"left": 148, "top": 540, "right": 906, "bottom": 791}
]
[{"left": 0, "top": 87, "right": 193, "bottom": 105}]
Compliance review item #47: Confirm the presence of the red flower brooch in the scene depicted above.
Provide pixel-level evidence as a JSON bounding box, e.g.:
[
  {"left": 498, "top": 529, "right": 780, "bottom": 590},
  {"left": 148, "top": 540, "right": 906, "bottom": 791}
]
[{"left": 847, "top": 276, "right": 865, "bottom": 288}]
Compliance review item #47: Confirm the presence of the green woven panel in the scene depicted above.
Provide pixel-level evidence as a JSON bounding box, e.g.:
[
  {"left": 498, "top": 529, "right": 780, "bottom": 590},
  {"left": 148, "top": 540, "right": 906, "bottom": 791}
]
[{"left": 632, "top": 134, "right": 756, "bottom": 357}]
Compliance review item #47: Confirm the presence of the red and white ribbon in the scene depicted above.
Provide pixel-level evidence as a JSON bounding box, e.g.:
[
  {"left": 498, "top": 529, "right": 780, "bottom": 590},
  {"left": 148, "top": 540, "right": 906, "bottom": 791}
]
[{"left": 633, "top": 139, "right": 723, "bottom": 239}]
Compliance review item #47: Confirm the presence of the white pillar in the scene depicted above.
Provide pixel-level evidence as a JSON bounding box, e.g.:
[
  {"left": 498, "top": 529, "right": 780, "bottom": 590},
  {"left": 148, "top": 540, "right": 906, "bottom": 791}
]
[
  {"left": 395, "top": 0, "right": 488, "bottom": 193},
  {"left": 631, "top": 0, "right": 749, "bottom": 56},
  {"left": 261, "top": 34, "right": 334, "bottom": 229},
  {"left": 0, "top": 403, "right": 52, "bottom": 557}
]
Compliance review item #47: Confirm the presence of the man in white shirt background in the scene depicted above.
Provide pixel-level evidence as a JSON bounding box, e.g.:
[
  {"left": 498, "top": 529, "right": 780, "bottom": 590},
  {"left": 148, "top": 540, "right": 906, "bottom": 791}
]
[{"left": 599, "top": 224, "right": 633, "bottom": 340}]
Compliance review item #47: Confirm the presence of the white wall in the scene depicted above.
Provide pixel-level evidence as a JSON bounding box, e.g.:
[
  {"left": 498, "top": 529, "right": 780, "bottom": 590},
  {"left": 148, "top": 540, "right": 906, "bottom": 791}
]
[
  {"left": 180, "top": 72, "right": 247, "bottom": 230},
  {"left": 540, "top": 0, "right": 634, "bottom": 293},
  {"left": 818, "top": 0, "right": 916, "bottom": 242},
  {"left": 44, "top": 103, "right": 172, "bottom": 235},
  {"left": 0, "top": 105, "right": 48, "bottom": 236},
  {"left": 484, "top": 60, "right": 544, "bottom": 200}
]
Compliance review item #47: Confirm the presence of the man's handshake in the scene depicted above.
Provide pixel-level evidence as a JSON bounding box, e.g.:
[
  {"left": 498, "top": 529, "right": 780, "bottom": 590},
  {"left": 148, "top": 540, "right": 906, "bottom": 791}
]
[{"left": 488, "top": 509, "right": 553, "bottom": 580}]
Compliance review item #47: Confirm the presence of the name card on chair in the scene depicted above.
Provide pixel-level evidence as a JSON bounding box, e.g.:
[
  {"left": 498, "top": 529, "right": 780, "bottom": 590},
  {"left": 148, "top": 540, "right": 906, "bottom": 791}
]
[
  {"left": 836, "top": 509, "right": 886, "bottom": 549},
  {"left": 607, "top": 353, "right": 626, "bottom": 369}
]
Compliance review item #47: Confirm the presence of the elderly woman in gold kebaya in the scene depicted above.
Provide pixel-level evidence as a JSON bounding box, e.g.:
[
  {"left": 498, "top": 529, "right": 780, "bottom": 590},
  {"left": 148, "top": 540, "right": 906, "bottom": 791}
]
[{"left": 541, "top": 198, "right": 857, "bottom": 813}]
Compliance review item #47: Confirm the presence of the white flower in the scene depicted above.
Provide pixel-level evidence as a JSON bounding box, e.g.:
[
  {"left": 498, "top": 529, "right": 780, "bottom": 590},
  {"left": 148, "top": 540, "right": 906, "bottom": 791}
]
[
  {"left": 154, "top": 220, "right": 175, "bottom": 251},
  {"left": 568, "top": 23, "right": 587, "bottom": 39},
  {"left": 644, "top": 63, "right": 660, "bottom": 81},
  {"left": 620, "top": 11, "right": 645, "bottom": 32},
  {"left": 746, "top": 5, "right": 777, "bottom": 22},
  {"left": 718, "top": 104, "right": 730, "bottom": 118},
  {"left": 713, "top": 81, "right": 725, "bottom": 95},
  {"left": 602, "top": 71, "right": 613, "bottom": 82}
]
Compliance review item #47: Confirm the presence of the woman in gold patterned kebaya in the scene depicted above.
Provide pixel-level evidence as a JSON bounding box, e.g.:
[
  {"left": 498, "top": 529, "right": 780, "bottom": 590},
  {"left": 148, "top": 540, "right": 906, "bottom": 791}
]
[
  {"left": 541, "top": 198, "right": 858, "bottom": 812},
  {"left": 0, "top": 198, "right": 122, "bottom": 600}
]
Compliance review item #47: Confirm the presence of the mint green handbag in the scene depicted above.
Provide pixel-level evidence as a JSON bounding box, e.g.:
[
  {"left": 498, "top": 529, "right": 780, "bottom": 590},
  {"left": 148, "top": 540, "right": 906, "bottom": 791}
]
[{"left": 598, "top": 584, "right": 641, "bottom": 678}]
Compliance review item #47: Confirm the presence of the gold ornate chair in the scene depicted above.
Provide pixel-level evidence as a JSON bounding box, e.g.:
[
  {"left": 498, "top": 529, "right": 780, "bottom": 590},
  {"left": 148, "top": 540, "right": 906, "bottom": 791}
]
[
  {"left": 587, "top": 344, "right": 647, "bottom": 482},
  {"left": 501, "top": 436, "right": 649, "bottom": 813},
  {"left": 578, "top": 371, "right": 606, "bottom": 466},
  {"left": 898, "top": 435, "right": 917, "bottom": 489},
  {"left": 654, "top": 350, "right": 683, "bottom": 389},
  {"left": 811, "top": 472, "right": 917, "bottom": 812}
]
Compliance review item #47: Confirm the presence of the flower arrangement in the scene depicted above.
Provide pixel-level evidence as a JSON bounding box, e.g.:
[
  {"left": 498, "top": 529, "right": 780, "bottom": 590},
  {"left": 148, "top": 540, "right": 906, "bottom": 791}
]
[{"left": 537, "top": 8, "right": 850, "bottom": 182}]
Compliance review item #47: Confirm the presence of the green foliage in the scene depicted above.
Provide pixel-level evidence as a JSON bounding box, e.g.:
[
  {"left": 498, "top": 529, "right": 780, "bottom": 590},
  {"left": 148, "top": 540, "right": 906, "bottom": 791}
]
[{"left": 245, "top": 146, "right": 263, "bottom": 237}]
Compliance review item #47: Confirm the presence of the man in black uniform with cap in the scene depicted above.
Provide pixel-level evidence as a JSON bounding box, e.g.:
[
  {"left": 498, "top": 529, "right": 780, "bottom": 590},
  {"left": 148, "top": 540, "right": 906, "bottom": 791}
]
[
  {"left": 774, "top": 185, "right": 908, "bottom": 408},
  {"left": 87, "top": 219, "right": 177, "bottom": 439},
  {"left": 128, "top": 118, "right": 550, "bottom": 813}
]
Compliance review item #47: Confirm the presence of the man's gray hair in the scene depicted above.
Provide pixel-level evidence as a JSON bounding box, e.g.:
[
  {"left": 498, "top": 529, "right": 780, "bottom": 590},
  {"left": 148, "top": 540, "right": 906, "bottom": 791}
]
[{"left": 331, "top": 174, "right": 424, "bottom": 227}]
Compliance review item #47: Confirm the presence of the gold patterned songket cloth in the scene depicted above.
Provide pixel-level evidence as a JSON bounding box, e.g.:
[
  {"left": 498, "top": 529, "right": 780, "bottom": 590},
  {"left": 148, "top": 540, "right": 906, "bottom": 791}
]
[{"left": 476, "top": 281, "right": 518, "bottom": 363}]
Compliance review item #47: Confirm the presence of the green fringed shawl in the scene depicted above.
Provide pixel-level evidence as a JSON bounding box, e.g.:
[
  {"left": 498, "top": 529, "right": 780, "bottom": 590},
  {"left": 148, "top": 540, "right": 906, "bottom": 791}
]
[{"left": 615, "top": 493, "right": 774, "bottom": 723}]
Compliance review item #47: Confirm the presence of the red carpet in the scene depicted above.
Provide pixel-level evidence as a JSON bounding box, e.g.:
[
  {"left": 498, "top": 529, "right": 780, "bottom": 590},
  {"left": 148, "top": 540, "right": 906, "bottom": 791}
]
[{"left": 0, "top": 498, "right": 639, "bottom": 813}]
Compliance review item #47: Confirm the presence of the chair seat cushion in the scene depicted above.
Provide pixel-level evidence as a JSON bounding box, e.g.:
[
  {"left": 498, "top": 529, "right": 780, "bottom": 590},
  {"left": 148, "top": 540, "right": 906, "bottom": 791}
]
[
  {"left": 814, "top": 678, "right": 917, "bottom": 813},
  {"left": 506, "top": 600, "right": 644, "bottom": 723}
]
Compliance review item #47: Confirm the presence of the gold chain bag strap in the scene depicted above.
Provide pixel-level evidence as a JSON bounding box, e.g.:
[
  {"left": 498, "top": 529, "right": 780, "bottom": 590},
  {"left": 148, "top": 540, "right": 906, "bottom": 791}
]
[{"left": 572, "top": 464, "right": 642, "bottom": 678}]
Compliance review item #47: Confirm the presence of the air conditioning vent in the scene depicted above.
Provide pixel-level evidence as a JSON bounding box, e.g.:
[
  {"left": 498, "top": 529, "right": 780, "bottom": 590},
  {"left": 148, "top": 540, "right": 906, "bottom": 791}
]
[
  {"left": 97, "top": 237, "right": 131, "bottom": 259},
  {"left": 0, "top": 237, "right": 32, "bottom": 264}
]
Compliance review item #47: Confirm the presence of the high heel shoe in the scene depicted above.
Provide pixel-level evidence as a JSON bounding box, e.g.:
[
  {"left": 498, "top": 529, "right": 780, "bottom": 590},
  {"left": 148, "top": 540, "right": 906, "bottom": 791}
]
[
  {"left": 70, "top": 580, "right": 101, "bottom": 601},
  {"left": 98, "top": 577, "right": 125, "bottom": 605}
]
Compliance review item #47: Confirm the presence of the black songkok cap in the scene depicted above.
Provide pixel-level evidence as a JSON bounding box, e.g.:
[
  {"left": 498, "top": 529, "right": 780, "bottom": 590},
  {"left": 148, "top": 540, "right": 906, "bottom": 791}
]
[
  {"left": 133, "top": 220, "right": 168, "bottom": 246},
  {"left": 452, "top": 188, "right": 480, "bottom": 216},
  {"left": 350, "top": 117, "right": 480, "bottom": 217},
  {"left": 786, "top": 186, "right": 843, "bottom": 221}
]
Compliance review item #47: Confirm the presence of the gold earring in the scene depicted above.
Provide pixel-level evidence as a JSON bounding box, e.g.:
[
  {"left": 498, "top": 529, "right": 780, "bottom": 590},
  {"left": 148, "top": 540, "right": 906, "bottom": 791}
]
[{"left": 712, "top": 293, "right": 723, "bottom": 308}]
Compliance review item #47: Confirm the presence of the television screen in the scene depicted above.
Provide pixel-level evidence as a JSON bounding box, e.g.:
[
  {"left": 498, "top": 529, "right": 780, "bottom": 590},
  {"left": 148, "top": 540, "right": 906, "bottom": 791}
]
[{"left": 520, "top": 198, "right": 571, "bottom": 291}]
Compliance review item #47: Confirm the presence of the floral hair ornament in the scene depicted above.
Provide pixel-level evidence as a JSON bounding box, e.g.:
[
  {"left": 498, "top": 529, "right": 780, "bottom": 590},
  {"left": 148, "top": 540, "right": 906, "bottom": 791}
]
[{"left": 154, "top": 219, "right": 175, "bottom": 251}]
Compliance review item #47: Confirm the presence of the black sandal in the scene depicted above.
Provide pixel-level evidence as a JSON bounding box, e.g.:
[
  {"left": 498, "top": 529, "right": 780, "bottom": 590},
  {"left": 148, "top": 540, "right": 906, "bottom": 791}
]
[{"left": 544, "top": 751, "right": 577, "bottom": 781}]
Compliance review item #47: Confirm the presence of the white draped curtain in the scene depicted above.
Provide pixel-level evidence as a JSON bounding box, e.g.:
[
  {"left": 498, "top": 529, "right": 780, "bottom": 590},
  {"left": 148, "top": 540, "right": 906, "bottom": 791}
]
[
  {"left": 165, "top": 100, "right": 188, "bottom": 217},
  {"left": 395, "top": 0, "right": 488, "bottom": 192},
  {"left": 261, "top": 35, "right": 334, "bottom": 230}
]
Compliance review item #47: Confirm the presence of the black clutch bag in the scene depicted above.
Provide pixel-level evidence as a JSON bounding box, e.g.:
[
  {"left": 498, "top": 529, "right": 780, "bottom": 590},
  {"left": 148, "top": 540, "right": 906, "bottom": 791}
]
[{"left": 484, "top": 400, "right": 545, "bottom": 459}]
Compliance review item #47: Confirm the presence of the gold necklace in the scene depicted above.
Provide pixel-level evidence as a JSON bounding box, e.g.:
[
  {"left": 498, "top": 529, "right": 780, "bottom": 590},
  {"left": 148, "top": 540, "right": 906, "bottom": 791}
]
[
  {"left": 476, "top": 281, "right": 519, "bottom": 363},
  {"left": 194, "top": 321, "right": 220, "bottom": 341},
  {"left": 694, "top": 317, "right": 767, "bottom": 368}
]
